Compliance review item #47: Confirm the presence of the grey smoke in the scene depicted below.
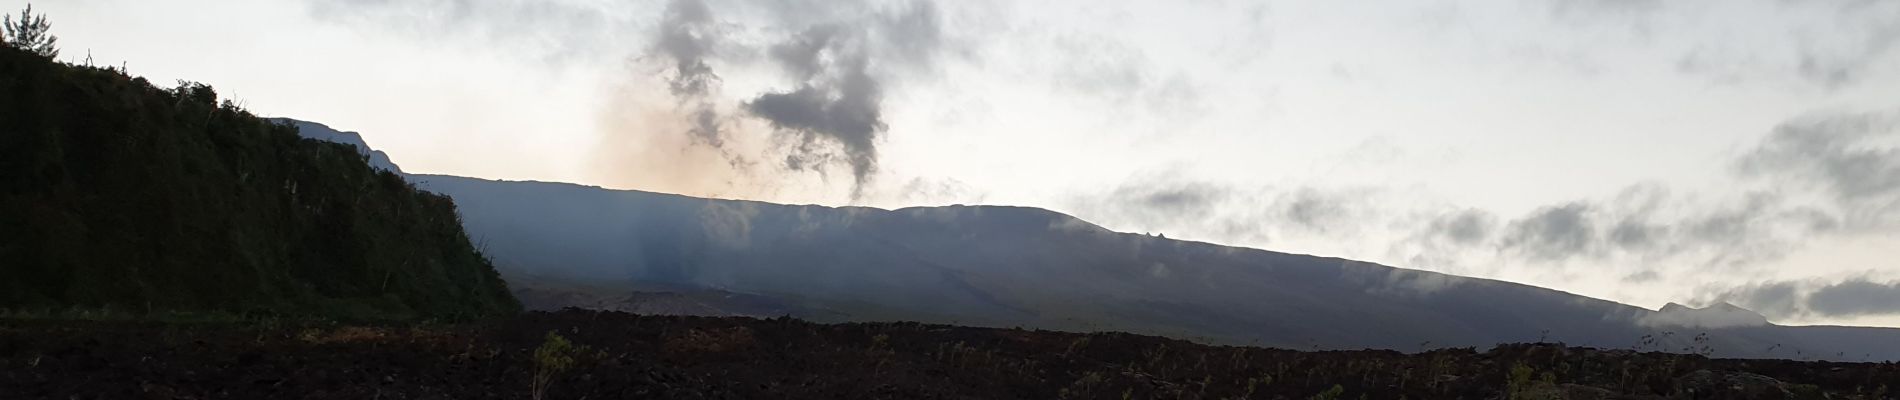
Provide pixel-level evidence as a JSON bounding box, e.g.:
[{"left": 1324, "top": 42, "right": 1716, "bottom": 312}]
[
  {"left": 304, "top": 0, "right": 956, "bottom": 196},
  {"left": 656, "top": 0, "right": 728, "bottom": 148},
  {"left": 746, "top": 50, "right": 886, "bottom": 191},
  {"left": 658, "top": 0, "right": 716, "bottom": 97},
  {"left": 745, "top": 1, "right": 947, "bottom": 198}
]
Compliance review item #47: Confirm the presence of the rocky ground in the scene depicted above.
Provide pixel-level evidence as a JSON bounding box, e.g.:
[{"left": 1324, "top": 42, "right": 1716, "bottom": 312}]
[{"left": 2, "top": 310, "right": 1895, "bottom": 399}]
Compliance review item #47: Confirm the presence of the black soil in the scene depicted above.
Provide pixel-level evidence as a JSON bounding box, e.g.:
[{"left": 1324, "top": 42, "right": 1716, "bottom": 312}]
[{"left": 3, "top": 310, "right": 1895, "bottom": 399}]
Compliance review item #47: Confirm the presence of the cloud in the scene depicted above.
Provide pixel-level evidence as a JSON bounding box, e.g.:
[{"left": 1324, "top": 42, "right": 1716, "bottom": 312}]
[
  {"left": 1045, "top": 33, "right": 1206, "bottom": 118},
  {"left": 1606, "top": 218, "right": 1665, "bottom": 251},
  {"left": 1084, "top": 180, "right": 1241, "bottom": 239},
  {"left": 1737, "top": 110, "right": 1900, "bottom": 229},
  {"left": 1704, "top": 278, "right": 1900, "bottom": 320},
  {"left": 1277, "top": 188, "right": 1362, "bottom": 235},
  {"left": 1427, "top": 209, "right": 1496, "bottom": 246},
  {"left": 1120, "top": 182, "right": 1231, "bottom": 222},
  {"left": 1523, "top": 0, "right": 1900, "bottom": 89},
  {"left": 1806, "top": 279, "right": 1900, "bottom": 317},
  {"left": 1080, "top": 111, "right": 1891, "bottom": 280},
  {"left": 1385, "top": 111, "right": 1900, "bottom": 270},
  {"left": 1637, "top": 302, "right": 1770, "bottom": 329},
  {"left": 1501, "top": 203, "right": 1598, "bottom": 261},
  {"left": 1706, "top": 280, "right": 1804, "bottom": 319},
  {"left": 1064, "top": 175, "right": 1386, "bottom": 248},
  {"left": 301, "top": 0, "right": 626, "bottom": 66}
]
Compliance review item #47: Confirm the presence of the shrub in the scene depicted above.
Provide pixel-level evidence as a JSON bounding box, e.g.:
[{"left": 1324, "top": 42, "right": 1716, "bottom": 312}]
[{"left": 533, "top": 332, "right": 581, "bottom": 400}]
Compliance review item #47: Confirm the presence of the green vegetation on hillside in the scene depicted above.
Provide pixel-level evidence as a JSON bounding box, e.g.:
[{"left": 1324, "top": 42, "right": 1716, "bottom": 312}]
[{"left": 0, "top": 45, "right": 519, "bottom": 320}]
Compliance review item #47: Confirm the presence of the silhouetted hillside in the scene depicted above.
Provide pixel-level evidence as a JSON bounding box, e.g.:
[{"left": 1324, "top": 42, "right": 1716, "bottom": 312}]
[
  {"left": 403, "top": 173, "right": 1900, "bottom": 361},
  {"left": 0, "top": 47, "right": 517, "bottom": 319}
]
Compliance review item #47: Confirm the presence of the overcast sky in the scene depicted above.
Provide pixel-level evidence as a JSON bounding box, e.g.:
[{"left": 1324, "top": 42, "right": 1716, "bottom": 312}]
[{"left": 33, "top": 0, "right": 1900, "bottom": 327}]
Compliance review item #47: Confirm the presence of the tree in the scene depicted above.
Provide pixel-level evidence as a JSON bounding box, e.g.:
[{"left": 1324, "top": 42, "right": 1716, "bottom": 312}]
[{"left": 3, "top": 4, "right": 58, "bottom": 58}]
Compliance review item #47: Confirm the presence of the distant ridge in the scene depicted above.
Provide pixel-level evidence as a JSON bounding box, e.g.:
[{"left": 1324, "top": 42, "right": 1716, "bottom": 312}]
[
  {"left": 284, "top": 123, "right": 1900, "bottom": 361},
  {"left": 389, "top": 173, "right": 1900, "bottom": 361}
]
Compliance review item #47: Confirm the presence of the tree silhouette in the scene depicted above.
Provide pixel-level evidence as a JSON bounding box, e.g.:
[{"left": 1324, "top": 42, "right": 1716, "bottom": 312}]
[{"left": 3, "top": 4, "right": 58, "bottom": 58}]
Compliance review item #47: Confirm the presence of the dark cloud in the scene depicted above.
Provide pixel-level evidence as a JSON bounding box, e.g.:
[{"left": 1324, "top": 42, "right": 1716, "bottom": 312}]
[
  {"left": 1738, "top": 111, "right": 1900, "bottom": 228},
  {"left": 874, "top": 0, "right": 946, "bottom": 70},
  {"left": 1706, "top": 280, "right": 1804, "bottom": 319},
  {"left": 1069, "top": 177, "right": 1387, "bottom": 246},
  {"left": 1707, "top": 278, "right": 1900, "bottom": 320},
  {"left": 1427, "top": 209, "right": 1496, "bottom": 245},
  {"left": 1132, "top": 184, "right": 1228, "bottom": 218},
  {"left": 1622, "top": 270, "right": 1660, "bottom": 283},
  {"left": 1502, "top": 203, "right": 1598, "bottom": 261},
  {"left": 1278, "top": 189, "right": 1356, "bottom": 234},
  {"left": 1098, "top": 181, "right": 1234, "bottom": 226},
  {"left": 1607, "top": 218, "right": 1664, "bottom": 251},
  {"left": 1807, "top": 279, "right": 1900, "bottom": 317},
  {"left": 1403, "top": 111, "right": 1899, "bottom": 268}
]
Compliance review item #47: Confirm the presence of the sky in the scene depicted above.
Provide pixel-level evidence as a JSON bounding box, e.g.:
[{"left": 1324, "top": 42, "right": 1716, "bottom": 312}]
[{"left": 29, "top": 0, "right": 1900, "bottom": 327}]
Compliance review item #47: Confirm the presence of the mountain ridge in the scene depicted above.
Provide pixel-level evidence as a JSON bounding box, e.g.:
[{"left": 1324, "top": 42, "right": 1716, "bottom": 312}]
[
  {"left": 287, "top": 118, "right": 1900, "bottom": 361},
  {"left": 0, "top": 48, "right": 517, "bottom": 320}
]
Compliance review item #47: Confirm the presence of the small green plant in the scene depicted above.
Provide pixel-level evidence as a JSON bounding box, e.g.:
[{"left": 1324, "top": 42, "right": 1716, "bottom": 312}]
[
  {"left": 1311, "top": 384, "right": 1344, "bottom": 400},
  {"left": 533, "top": 331, "right": 582, "bottom": 400},
  {"left": 1063, "top": 336, "right": 1091, "bottom": 358},
  {"left": 1507, "top": 362, "right": 1534, "bottom": 400}
]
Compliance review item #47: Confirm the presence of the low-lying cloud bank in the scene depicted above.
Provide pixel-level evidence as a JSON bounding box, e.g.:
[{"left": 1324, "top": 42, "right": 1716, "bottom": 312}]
[
  {"left": 1702, "top": 278, "right": 1900, "bottom": 320},
  {"left": 1069, "top": 109, "right": 1900, "bottom": 309}
]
